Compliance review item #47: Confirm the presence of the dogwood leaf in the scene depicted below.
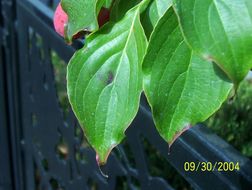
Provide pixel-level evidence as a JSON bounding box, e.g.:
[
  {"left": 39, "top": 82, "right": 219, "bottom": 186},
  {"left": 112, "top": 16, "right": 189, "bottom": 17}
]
[
  {"left": 143, "top": 8, "right": 233, "bottom": 144},
  {"left": 110, "top": 0, "right": 142, "bottom": 21},
  {"left": 173, "top": 0, "right": 252, "bottom": 86},
  {"left": 67, "top": 1, "right": 149, "bottom": 164},
  {"left": 103, "top": 0, "right": 113, "bottom": 8},
  {"left": 141, "top": 0, "right": 172, "bottom": 37},
  {"left": 96, "top": 0, "right": 108, "bottom": 11},
  {"left": 61, "top": 0, "right": 100, "bottom": 41}
]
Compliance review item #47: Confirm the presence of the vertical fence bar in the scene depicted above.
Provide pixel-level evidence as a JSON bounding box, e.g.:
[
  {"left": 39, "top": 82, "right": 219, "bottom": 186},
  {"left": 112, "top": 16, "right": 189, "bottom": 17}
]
[
  {"left": 0, "top": 0, "right": 12, "bottom": 189},
  {"left": 0, "top": 26, "right": 13, "bottom": 190},
  {"left": 1, "top": 0, "right": 24, "bottom": 190}
]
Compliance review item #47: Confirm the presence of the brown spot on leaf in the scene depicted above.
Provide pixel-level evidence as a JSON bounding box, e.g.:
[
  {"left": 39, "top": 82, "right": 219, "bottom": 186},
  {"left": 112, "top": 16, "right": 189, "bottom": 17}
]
[{"left": 106, "top": 71, "right": 114, "bottom": 85}]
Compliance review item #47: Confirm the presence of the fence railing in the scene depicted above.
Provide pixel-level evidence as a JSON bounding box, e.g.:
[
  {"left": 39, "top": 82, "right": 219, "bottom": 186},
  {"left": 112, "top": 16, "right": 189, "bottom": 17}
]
[{"left": 1, "top": 0, "right": 252, "bottom": 189}]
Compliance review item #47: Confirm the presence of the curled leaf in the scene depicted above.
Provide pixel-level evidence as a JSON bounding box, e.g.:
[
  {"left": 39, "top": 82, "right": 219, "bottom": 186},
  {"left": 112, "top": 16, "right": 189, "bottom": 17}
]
[{"left": 61, "top": 0, "right": 99, "bottom": 42}]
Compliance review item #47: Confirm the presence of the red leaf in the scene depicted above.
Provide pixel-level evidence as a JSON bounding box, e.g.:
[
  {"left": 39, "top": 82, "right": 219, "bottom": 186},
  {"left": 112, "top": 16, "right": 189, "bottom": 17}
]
[
  {"left": 53, "top": 3, "right": 68, "bottom": 37},
  {"left": 98, "top": 7, "right": 110, "bottom": 27},
  {"left": 53, "top": 4, "right": 110, "bottom": 40}
]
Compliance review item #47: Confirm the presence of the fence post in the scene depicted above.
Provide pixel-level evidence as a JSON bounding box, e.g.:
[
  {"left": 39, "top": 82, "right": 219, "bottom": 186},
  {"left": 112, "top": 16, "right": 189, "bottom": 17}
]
[
  {"left": 0, "top": 26, "right": 13, "bottom": 190},
  {"left": 1, "top": 0, "right": 24, "bottom": 190},
  {"left": 0, "top": 0, "right": 14, "bottom": 189}
]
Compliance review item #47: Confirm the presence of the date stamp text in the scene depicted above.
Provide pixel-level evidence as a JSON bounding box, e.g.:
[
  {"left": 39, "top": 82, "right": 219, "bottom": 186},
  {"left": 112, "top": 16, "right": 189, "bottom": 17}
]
[{"left": 184, "top": 162, "right": 240, "bottom": 172}]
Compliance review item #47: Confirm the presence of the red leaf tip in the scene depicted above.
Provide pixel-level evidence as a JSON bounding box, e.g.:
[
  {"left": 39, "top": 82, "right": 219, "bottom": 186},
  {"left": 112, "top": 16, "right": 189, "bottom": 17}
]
[
  {"left": 53, "top": 3, "right": 68, "bottom": 37},
  {"left": 168, "top": 124, "right": 192, "bottom": 149}
]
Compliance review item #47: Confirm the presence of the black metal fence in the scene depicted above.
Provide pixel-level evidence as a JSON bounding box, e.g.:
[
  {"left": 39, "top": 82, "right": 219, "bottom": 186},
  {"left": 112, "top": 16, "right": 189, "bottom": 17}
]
[{"left": 1, "top": 0, "right": 252, "bottom": 189}]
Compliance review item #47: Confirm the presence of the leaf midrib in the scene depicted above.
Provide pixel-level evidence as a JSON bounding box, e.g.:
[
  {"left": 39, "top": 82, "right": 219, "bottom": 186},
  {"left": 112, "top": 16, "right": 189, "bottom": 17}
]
[{"left": 93, "top": 10, "right": 140, "bottom": 146}]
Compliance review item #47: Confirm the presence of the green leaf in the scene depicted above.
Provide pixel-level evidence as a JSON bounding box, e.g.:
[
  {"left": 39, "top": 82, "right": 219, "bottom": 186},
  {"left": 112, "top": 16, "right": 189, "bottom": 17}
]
[
  {"left": 61, "top": 0, "right": 99, "bottom": 41},
  {"left": 96, "top": 0, "right": 107, "bottom": 11},
  {"left": 173, "top": 0, "right": 252, "bottom": 86},
  {"left": 103, "top": 0, "right": 113, "bottom": 8},
  {"left": 110, "top": 0, "right": 142, "bottom": 21},
  {"left": 143, "top": 8, "right": 233, "bottom": 144},
  {"left": 67, "top": 2, "right": 148, "bottom": 164},
  {"left": 141, "top": 0, "right": 172, "bottom": 37}
]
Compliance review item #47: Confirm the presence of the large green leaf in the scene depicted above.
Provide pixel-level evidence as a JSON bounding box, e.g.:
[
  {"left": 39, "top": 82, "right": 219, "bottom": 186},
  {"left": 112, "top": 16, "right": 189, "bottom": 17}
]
[
  {"left": 143, "top": 8, "right": 233, "bottom": 144},
  {"left": 173, "top": 0, "right": 252, "bottom": 86},
  {"left": 67, "top": 1, "right": 149, "bottom": 164},
  {"left": 61, "top": 0, "right": 101, "bottom": 41},
  {"left": 141, "top": 0, "right": 172, "bottom": 37}
]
